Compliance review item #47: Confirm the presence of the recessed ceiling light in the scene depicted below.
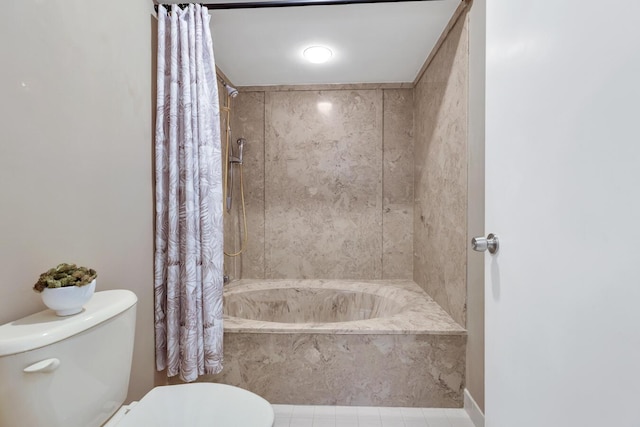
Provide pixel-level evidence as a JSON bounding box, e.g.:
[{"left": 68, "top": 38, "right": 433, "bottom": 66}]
[{"left": 303, "top": 46, "right": 333, "bottom": 64}]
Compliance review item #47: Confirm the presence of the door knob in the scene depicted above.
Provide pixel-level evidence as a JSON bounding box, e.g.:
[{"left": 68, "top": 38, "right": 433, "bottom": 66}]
[{"left": 471, "top": 233, "right": 499, "bottom": 254}]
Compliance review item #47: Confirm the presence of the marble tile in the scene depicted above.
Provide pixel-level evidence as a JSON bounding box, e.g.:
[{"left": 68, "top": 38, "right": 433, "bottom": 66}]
[
  {"left": 383, "top": 89, "right": 414, "bottom": 207},
  {"left": 220, "top": 83, "right": 242, "bottom": 279},
  {"left": 224, "top": 86, "right": 418, "bottom": 282},
  {"left": 383, "top": 89, "right": 414, "bottom": 279},
  {"left": 225, "top": 287, "right": 404, "bottom": 324},
  {"left": 382, "top": 205, "right": 413, "bottom": 279},
  {"left": 224, "top": 197, "right": 243, "bottom": 279},
  {"left": 223, "top": 279, "right": 466, "bottom": 335},
  {"left": 413, "top": 15, "right": 469, "bottom": 327},
  {"left": 264, "top": 90, "right": 383, "bottom": 279},
  {"left": 228, "top": 91, "right": 266, "bottom": 279},
  {"left": 208, "top": 332, "right": 465, "bottom": 407}
]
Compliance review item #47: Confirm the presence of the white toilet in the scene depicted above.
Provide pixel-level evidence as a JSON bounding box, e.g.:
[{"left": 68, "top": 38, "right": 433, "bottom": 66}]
[{"left": 0, "top": 290, "right": 274, "bottom": 427}]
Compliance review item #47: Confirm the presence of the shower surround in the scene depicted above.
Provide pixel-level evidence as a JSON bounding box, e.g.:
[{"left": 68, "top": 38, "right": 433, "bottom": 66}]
[{"left": 220, "top": 12, "right": 470, "bottom": 408}]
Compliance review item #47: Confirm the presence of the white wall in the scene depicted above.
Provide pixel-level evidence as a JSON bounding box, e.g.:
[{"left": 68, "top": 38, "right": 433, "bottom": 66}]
[{"left": 0, "top": 0, "right": 156, "bottom": 401}]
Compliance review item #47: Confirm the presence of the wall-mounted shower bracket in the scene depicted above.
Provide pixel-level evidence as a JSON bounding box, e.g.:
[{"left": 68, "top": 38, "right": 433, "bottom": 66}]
[
  {"left": 234, "top": 138, "right": 245, "bottom": 165},
  {"left": 226, "top": 138, "right": 247, "bottom": 212}
]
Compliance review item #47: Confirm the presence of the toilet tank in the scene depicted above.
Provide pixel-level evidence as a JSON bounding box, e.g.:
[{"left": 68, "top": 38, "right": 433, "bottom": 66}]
[{"left": 0, "top": 290, "right": 137, "bottom": 427}]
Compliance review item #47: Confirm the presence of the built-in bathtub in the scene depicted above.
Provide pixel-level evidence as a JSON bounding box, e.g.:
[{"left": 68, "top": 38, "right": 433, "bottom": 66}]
[{"left": 211, "top": 279, "right": 466, "bottom": 407}]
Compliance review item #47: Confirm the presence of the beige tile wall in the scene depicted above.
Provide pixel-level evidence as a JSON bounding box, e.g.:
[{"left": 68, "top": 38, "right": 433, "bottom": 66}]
[
  {"left": 224, "top": 88, "right": 414, "bottom": 280},
  {"left": 383, "top": 89, "right": 414, "bottom": 279},
  {"left": 222, "top": 89, "right": 260, "bottom": 280},
  {"left": 224, "top": 91, "right": 266, "bottom": 279},
  {"left": 413, "top": 15, "right": 469, "bottom": 327},
  {"left": 265, "top": 89, "right": 383, "bottom": 279},
  {"left": 221, "top": 82, "right": 241, "bottom": 278}
]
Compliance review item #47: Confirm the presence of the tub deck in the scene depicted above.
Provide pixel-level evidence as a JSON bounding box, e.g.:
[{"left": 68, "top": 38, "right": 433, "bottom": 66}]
[
  {"left": 207, "top": 279, "right": 466, "bottom": 408},
  {"left": 223, "top": 279, "right": 465, "bottom": 335}
]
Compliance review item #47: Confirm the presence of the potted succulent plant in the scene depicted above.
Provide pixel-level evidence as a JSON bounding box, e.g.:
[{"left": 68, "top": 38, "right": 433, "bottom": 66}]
[{"left": 33, "top": 263, "right": 97, "bottom": 316}]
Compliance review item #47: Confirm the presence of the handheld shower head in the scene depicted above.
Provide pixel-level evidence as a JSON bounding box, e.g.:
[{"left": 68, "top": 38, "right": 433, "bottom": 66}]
[{"left": 224, "top": 82, "right": 239, "bottom": 98}]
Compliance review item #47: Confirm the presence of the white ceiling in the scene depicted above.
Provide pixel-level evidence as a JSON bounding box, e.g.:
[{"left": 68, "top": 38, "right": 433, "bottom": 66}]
[{"left": 208, "top": 0, "right": 461, "bottom": 86}]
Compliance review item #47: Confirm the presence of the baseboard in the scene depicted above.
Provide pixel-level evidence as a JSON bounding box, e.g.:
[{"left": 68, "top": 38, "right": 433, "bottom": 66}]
[{"left": 464, "top": 389, "right": 485, "bottom": 427}]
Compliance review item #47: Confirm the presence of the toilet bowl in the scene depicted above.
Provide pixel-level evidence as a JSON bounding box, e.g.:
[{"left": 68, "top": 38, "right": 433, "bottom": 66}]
[
  {"left": 105, "top": 383, "right": 273, "bottom": 427},
  {"left": 0, "top": 290, "right": 274, "bottom": 427}
]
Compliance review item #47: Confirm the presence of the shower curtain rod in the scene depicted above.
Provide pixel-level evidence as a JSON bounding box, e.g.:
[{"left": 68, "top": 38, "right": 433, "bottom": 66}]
[{"left": 155, "top": 0, "right": 438, "bottom": 11}]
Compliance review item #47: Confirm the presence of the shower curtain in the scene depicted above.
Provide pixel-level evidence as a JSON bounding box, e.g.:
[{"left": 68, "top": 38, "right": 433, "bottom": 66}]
[{"left": 154, "top": 4, "right": 223, "bottom": 382}]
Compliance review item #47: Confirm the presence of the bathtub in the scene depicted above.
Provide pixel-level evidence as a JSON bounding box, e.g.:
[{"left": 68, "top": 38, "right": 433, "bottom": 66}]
[{"left": 210, "top": 279, "right": 466, "bottom": 407}]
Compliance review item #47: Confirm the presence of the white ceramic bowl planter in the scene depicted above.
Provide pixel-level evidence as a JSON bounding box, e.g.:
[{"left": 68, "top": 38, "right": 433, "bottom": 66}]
[
  {"left": 41, "top": 279, "right": 96, "bottom": 316},
  {"left": 33, "top": 263, "right": 98, "bottom": 316}
]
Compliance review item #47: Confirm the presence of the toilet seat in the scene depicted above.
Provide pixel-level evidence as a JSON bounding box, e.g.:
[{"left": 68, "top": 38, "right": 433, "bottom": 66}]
[{"left": 107, "top": 383, "right": 274, "bottom": 427}]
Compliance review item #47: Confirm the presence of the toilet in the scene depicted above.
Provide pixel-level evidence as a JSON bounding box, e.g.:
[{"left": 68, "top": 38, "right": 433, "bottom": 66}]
[{"left": 0, "top": 290, "right": 274, "bottom": 427}]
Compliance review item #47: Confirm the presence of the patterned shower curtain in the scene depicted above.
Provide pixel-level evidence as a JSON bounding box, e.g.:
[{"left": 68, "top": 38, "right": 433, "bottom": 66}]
[{"left": 154, "top": 4, "right": 224, "bottom": 382}]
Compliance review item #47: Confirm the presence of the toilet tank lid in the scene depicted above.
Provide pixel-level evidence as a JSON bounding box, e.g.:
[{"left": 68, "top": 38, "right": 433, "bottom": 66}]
[{"left": 0, "top": 290, "right": 137, "bottom": 357}]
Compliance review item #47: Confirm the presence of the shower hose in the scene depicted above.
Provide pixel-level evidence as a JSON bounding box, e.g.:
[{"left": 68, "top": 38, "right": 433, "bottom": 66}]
[{"left": 222, "top": 93, "right": 248, "bottom": 257}]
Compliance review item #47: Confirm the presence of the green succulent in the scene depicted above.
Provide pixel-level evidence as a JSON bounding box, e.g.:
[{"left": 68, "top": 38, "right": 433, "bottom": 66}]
[{"left": 33, "top": 263, "right": 97, "bottom": 293}]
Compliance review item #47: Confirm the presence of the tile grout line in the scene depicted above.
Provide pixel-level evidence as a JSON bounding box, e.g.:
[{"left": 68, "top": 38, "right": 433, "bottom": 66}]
[
  {"left": 262, "top": 91, "right": 267, "bottom": 279},
  {"left": 380, "top": 88, "right": 385, "bottom": 280}
]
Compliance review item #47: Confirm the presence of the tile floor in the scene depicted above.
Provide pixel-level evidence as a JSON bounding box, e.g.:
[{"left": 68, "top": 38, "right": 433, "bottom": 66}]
[{"left": 273, "top": 404, "right": 475, "bottom": 427}]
